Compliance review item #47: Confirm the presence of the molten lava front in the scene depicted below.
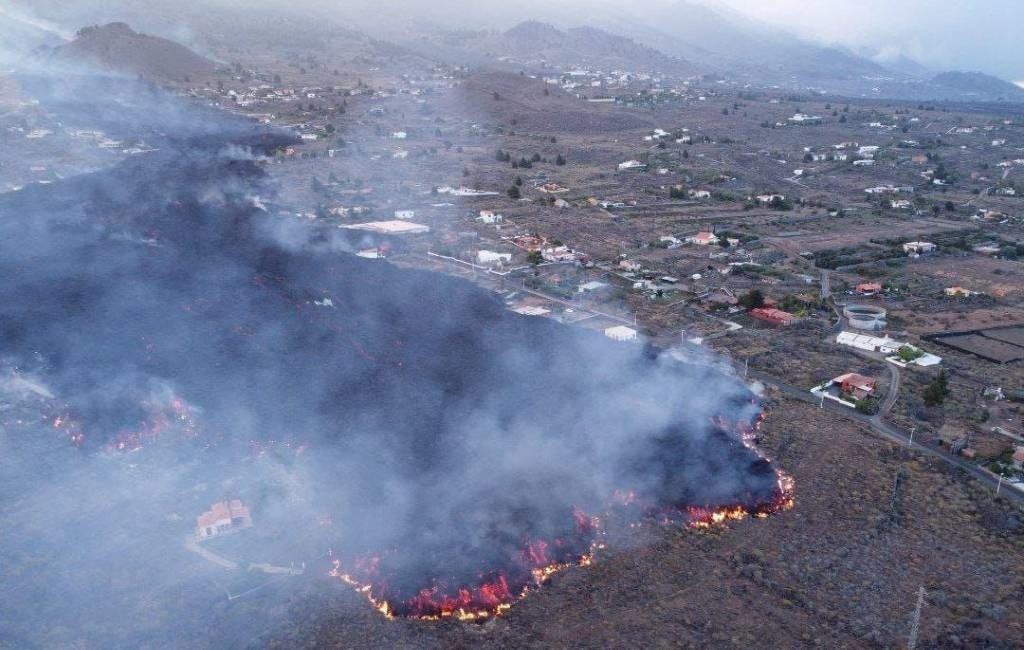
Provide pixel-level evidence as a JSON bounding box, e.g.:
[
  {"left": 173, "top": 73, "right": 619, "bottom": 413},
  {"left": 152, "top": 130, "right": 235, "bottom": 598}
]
[{"left": 330, "top": 415, "right": 795, "bottom": 622}]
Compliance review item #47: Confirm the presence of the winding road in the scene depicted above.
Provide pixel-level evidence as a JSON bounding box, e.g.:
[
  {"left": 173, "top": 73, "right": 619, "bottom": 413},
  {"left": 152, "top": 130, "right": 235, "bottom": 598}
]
[{"left": 745, "top": 366, "right": 1024, "bottom": 506}]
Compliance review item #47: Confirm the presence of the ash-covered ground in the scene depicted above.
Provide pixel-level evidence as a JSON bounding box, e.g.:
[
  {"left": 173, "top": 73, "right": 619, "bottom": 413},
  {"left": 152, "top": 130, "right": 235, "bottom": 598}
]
[{"left": 0, "top": 74, "right": 782, "bottom": 646}]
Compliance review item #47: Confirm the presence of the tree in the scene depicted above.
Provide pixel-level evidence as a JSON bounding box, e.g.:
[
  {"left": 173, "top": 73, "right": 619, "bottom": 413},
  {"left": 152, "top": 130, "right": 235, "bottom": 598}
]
[
  {"left": 803, "top": 152, "right": 813, "bottom": 163},
  {"left": 527, "top": 250, "right": 544, "bottom": 265},
  {"left": 514, "top": 176, "right": 523, "bottom": 187},
  {"left": 922, "top": 369, "right": 950, "bottom": 406},
  {"left": 507, "top": 185, "right": 521, "bottom": 200},
  {"left": 738, "top": 289, "right": 765, "bottom": 309},
  {"left": 555, "top": 154, "right": 566, "bottom": 166}
]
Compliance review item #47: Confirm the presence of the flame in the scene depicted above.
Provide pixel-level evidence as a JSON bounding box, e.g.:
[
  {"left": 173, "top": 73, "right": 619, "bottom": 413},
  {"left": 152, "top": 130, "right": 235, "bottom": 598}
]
[
  {"left": 327, "top": 404, "right": 794, "bottom": 623},
  {"left": 330, "top": 538, "right": 604, "bottom": 622}
]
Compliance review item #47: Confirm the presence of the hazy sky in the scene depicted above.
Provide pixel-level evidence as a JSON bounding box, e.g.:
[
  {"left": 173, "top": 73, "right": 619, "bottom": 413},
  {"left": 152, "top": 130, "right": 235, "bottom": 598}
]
[
  {"left": 712, "top": 0, "right": 1024, "bottom": 81},
  {"left": 6, "top": 0, "right": 1023, "bottom": 81}
]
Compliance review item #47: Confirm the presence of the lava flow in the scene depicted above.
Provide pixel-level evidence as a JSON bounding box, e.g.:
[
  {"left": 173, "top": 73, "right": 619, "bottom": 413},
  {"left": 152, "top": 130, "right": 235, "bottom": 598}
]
[
  {"left": 330, "top": 508, "right": 602, "bottom": 621},
  {"left": 330, "top": 411, "right": 795, "bottom": 622}
]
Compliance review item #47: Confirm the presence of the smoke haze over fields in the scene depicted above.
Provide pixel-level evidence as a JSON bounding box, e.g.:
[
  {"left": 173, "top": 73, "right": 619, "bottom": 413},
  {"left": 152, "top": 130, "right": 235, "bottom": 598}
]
[{"left": 0, "top": 31, "right": 782, "bottom": 645}]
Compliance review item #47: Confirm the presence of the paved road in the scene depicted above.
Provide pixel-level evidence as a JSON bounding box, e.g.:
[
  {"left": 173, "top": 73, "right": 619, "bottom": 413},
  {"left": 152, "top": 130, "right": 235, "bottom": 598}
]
[
  {"left": 746, "top": 367, "right": 1024, "bottom": 506},
  {"left": 185, "top": 535, "right": 238, "bottom": 570},
  {"left": 880, "top": 361, "right": 901, "bottom": 415}
]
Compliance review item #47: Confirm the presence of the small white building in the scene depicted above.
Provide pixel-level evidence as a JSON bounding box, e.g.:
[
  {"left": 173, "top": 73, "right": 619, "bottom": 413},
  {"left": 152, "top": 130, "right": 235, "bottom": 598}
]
[
  {"left": 836, "top": 331, "right": 902, "bottom": 354},
  {"left": 477, "top": 250, "right": 512, "bottom": 266},
  {"left": 604, "top": 325, "right": 638, "bottom": 342},
  {"left": 477, "top": 210, "right": 503, "bottom": 224},
  {"left": 903, "top": 241, "right": 936, "bottom": 256},
  {"left": 394, "top": 210, "right": 415, "bottom": 220},
  {"left": 618, "top": 160, "right": 646, "bottom": 171}
]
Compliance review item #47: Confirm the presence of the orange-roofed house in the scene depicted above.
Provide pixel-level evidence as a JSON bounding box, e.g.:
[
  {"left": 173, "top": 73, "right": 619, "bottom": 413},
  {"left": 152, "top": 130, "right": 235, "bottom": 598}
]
[
  {"left": 856, "top": 282, "right": 882, "bottom": 294},
  {"left": 195, "top": 500, "right": 253, "bottom": 541},
  {"left": 834, "top": 373, "right": 877, "bottom": 400},
  {"left": 685, "top": 231, "right": 720, "bottom": 246},
  {"left": 750, "top": 307, "right": 797, "bottom": 326}
]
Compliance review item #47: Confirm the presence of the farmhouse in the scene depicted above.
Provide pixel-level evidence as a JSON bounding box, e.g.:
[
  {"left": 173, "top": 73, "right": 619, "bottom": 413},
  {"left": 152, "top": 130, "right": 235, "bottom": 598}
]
[
  {"left": 834, "top": 373, "right": 877, "bottom": 400},
  {"left": 195, "top": 500, "right": 253, "bottom": 541},
  {"left": 750, "top": 307, "right": 797, "bottom": 326},
  {"left": 685, "top": 231, "right": 720, "bottom": 246}
]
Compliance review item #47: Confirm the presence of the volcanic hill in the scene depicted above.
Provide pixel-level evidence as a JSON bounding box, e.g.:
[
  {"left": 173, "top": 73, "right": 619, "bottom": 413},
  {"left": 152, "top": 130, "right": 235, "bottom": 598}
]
[{"left": 45, "top": 22, "right": 216, "bottom": 82}]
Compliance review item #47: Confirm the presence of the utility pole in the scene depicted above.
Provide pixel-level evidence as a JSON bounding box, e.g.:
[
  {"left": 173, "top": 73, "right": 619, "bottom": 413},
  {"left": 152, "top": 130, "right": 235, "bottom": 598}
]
[
  {"left": 996, "top": 473, "right": 1004, "bottom": 497},
  {"left": 907, "top": 586, "right": 926, "bottom": 650},
  {"left": 891, "top": 465, "right": 903, "bottom": 511},
  {"left": 909, "top": 426, "right": 916, "bottom": 446},
  {"left": 744, "top": 358, "right": 749, "bottom": 379},
  {"left": 819, "top": 393, "right": 825, "bottom": 409}
]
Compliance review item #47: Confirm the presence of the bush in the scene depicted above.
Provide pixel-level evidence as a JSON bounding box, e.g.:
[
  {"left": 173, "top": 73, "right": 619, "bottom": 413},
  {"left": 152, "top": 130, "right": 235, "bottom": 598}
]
[
  {"left": 738, "top": 289, "right": 765, "bottom": 309},
  {"left": 855, "top": 397, "right": 880, "bottom": 415},
  {"left": 922, "top": 369, "right": 950, "bottom": 406}
]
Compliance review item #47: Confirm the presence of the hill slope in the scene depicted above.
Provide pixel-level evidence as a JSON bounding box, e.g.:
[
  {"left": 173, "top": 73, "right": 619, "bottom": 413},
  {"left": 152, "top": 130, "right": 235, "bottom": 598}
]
[
  {"left": 46, "top": 22, "right": 216, "bottom": 82},
  {"left": 931, "top": 71, "right": 1024, "bottom": 101}
]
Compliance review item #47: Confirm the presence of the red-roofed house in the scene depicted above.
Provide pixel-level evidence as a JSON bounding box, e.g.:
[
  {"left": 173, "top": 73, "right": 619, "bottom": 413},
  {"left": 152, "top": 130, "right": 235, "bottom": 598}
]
[
  {"left": 685, "top": 231, "right": 719, "bottom": 246},
  {"left": 750, "top": 307, "right": 797, "bottom": 326},
  {"left": 856, "top": 282, "right": 882, "bottom": 294},
  {"left": 834, "top": 373, "right": 877, "bottom": 400},
  {"left": 195, "top": 500, "right": 253, "bottom": 540}
]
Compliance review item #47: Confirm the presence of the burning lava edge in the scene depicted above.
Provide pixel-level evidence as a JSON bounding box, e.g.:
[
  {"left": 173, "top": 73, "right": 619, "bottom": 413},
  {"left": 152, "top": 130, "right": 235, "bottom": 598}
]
[{"left": 328, "top": 413, "right": 795, "bottom": 623}]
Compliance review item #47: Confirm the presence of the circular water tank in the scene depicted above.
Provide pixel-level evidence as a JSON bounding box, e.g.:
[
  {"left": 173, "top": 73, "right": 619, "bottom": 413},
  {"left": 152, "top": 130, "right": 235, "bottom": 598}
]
[{"left": 844, "top": 304, "right": 887, "bottom": 331}]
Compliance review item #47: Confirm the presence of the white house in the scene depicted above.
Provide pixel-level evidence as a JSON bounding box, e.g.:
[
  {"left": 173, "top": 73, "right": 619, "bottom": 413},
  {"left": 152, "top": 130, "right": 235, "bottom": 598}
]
[
  {"left": 604, "top": 325, "right": 638, "bottom": 342},
  {"left": 836, "top": 331, "right": 902, "bottom": 355},
  {"left": 476, "top": 250, "right": 512, "bottom": 266},
  {"left": 477, "top": 210, "right": 503, "bottom": 224},
  {"left": 618, "top": 160, "right": 646, "bottom": 171},
  {"left": 394, "top": 210, "right": 415, "bottom": 220}
]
